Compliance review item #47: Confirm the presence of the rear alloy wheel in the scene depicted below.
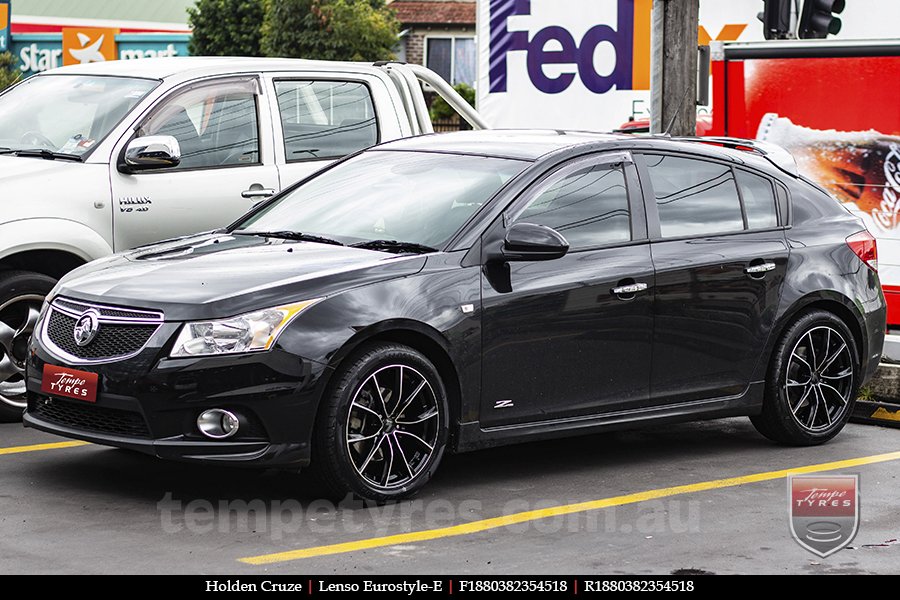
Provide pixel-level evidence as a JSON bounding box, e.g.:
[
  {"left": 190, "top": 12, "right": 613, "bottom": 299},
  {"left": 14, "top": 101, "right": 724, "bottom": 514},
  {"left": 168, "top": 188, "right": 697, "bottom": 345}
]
[
  {"left": 751, "top": 311, "right": 858, "bottom": 445},
  {"left": 312, "top": 343, "right": 449, "bottom": 502},
  {"left": 0, "top": 271, "right": 57, "bottom": 422}
]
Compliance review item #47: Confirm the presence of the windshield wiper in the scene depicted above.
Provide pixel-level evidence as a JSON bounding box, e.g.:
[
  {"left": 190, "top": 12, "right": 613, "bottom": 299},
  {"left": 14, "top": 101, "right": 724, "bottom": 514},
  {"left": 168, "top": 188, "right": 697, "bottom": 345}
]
[
  {"left": 11, "top": 149, "right": 83, "bottom": 162},
  {"left": 233, "top": 230, "right": 345, "bottom": 246},
  {"left": 352, "top": 239, "right": 438, "bottom": 254}
]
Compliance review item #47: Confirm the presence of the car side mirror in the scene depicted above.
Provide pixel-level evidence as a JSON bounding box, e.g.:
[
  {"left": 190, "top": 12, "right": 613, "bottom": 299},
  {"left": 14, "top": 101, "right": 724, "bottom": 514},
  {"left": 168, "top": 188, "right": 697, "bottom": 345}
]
[
  {"left": 122, "top": 135, "right": 181, "bottom": 172},
  {"left": 499, "top": 222, "right": 569, "bottom": 262}
]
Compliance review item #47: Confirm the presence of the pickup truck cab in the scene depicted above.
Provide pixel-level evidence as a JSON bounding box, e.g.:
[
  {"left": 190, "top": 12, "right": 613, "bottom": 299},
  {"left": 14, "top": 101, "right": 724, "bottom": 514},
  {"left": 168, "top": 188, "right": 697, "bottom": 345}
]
[{"left": 0, "top": 57, "right": 485, "bottom": 420}]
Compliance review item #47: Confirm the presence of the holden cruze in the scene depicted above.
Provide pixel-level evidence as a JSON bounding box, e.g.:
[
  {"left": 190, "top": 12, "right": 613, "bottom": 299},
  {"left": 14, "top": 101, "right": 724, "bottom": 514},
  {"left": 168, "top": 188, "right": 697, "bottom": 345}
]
[{"left": 24, "top": 131, "right": 886, "bottom": 501}]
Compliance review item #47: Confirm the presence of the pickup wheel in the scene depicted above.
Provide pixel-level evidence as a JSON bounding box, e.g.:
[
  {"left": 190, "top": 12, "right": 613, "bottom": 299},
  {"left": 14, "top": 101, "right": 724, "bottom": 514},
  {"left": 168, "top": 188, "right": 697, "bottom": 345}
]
[{"left": 0, "top": 271, "right": 56, "bottom": 422}]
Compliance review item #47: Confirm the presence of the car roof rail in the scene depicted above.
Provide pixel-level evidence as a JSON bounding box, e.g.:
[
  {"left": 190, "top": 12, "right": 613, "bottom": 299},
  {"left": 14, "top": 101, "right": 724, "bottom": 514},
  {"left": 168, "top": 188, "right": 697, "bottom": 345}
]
[{"left": 675, "top": 136, "right": 799, "bottom": 177}]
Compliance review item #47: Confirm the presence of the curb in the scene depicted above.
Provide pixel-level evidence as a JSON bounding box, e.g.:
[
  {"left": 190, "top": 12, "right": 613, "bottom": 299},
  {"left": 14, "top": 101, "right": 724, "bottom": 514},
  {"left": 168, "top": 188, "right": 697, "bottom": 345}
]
[{"left": 852, "top": 399, "right": 900, "bottom": 429}]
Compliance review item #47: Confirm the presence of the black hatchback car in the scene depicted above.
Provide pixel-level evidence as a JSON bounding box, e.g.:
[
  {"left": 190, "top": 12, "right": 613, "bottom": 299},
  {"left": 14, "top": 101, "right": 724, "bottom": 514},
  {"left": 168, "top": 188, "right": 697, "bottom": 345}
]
[{"left": 25, "top": 131, "right": 885, "bottom": 501}]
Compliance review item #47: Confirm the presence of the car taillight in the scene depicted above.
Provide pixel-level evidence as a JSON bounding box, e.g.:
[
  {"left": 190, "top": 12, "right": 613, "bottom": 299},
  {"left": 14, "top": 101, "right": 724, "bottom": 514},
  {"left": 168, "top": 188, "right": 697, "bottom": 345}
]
[{"left": 846, "top": 230, "right": 878, "bottom": 272}]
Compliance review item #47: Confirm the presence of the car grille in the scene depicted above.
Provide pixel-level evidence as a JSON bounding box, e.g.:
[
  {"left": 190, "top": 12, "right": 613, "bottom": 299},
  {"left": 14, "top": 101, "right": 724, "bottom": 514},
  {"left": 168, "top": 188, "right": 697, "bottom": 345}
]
[
  {"left": 42, "top": 298, "right": 163, "bottom": 363},
  {"left": 32, "top": 398, "right": 151, "bottom": 438}
]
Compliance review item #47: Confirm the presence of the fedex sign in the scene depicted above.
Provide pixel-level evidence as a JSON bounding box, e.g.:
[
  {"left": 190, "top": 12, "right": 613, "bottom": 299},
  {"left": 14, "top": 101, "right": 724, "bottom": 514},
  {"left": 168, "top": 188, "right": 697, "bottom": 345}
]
[{"left": 488, "top": 0, "right": 651, "bottom": 94}]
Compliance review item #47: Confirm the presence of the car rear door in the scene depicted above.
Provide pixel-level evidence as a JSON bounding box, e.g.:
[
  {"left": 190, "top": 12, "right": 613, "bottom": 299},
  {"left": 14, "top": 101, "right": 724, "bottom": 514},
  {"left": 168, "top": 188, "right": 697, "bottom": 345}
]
[
  {"left": 479, "top": 152, "right": 654, "bottom": 427},
  {"left": 263, "top": 71, "right": 405, "bottom": 190},
  {"left": 635, "top": 152, "right": 790, "bottom": 404}
]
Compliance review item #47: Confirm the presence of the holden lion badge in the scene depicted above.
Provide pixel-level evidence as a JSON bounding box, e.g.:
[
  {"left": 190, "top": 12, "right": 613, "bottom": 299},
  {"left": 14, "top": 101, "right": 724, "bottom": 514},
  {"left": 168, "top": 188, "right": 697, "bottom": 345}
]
[{"left": 789, "top": 475, "right": 859, "bottom": 558}]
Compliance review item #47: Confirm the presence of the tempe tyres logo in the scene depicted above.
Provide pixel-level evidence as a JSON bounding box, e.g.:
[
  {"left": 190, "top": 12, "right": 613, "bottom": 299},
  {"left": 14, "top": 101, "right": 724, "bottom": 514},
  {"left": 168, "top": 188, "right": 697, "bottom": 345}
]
[{"left": 789, "top": 475, "right": 859, "bottom": 558}]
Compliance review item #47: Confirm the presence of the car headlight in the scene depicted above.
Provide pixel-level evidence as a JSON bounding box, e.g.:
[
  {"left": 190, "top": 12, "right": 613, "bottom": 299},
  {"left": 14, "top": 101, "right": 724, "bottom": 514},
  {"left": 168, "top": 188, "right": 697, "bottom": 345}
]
[{"left": 169, "top": 299, "right": 322, "bottom": 357}]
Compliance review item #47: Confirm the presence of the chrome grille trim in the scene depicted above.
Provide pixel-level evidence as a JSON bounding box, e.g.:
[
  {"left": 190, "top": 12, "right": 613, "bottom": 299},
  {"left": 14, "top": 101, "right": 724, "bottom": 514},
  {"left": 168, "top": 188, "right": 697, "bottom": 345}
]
[{"left": 40, "top": 297, "right": 164, "bottom": 365}]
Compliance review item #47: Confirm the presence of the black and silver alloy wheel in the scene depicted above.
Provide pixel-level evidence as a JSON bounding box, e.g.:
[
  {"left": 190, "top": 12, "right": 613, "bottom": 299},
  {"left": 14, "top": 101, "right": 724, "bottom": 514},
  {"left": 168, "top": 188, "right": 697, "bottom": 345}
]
[
  {"left": 346, "top": 364, "right": 440, "bottom": 491},
  {"left": 0, "top": 270, "right": 57, "bottom": 422},
  {"left": 312, "top": 343, "right": 448, "bottom": 502},
  {"left": 784, "top": 326, "right": 853, "bottom": 433},
  {"left": 752, "top": 310, "right": 859, "bottom": 446}
]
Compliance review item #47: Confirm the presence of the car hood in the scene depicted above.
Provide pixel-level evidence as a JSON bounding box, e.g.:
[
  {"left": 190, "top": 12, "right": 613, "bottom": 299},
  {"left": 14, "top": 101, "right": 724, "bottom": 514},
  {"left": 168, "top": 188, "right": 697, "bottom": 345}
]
[{"left": 54, "top": 233, "right": 428, "bottom": 320}]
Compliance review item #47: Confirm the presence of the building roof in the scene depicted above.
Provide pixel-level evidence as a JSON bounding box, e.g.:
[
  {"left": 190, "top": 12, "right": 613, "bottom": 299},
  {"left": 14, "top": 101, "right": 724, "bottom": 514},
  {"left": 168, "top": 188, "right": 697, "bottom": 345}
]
[{"left": 390, "top": 1, "right": 476, "bottom": 25}]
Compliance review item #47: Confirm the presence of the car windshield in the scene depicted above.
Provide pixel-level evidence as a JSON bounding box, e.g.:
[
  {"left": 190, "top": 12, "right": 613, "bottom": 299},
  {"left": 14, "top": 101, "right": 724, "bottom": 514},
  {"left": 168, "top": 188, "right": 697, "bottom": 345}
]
[
  {"left": 235, "top": 150, "right": 529, "bottom": 249},
  {"left": 0, "top": 75, "right": 158, "bottom": 157}
]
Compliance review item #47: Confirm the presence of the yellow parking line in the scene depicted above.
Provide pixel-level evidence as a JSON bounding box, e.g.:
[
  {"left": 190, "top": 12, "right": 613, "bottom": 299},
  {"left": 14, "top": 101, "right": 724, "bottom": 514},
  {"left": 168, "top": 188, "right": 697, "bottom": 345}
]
[
  {"left": 0, "top": 440, "right": 90, "bottom": 456},
  {"left": 240, "top": 449, "right": 900, "bottom": 565}
]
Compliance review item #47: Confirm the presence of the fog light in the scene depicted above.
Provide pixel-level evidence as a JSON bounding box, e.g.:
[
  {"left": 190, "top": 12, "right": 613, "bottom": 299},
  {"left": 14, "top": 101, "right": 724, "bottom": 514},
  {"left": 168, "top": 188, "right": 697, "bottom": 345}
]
[{"left": 197, "top": 409, "right": 240, "bottom": 439}]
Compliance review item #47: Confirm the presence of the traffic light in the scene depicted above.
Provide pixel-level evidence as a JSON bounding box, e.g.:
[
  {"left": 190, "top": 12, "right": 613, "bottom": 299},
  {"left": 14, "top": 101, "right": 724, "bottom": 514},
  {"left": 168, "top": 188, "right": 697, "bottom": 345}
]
[
  {"left": 798, "top": 0, "right": 846, "bottom": 39},
  {"left": 758, "top": 0, "right": 792, "bottom": 40}
]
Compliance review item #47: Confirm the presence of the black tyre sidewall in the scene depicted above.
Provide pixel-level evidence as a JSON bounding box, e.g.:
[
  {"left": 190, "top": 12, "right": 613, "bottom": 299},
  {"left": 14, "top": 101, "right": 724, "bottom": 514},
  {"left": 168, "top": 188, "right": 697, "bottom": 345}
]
[
  {"left": 0, "top": 270, "right": 57, "bottom": 422},
  {"left": 758, "top": 310, "right": 859, "bottom": 445},
  {"left": 314, "top": 343, "right": 449, "bottom": 502}
]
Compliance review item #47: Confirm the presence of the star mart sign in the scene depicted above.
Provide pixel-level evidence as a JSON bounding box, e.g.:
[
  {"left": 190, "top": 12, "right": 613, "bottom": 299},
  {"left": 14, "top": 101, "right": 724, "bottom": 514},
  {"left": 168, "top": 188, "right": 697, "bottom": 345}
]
[{"left": 12, "top": 29, "right": 190, "bottom": 76}]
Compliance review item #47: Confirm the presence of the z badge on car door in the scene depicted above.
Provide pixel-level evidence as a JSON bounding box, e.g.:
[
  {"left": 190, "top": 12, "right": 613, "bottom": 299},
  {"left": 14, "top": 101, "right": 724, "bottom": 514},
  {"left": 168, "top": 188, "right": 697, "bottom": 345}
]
[
  {"left": 41, "top": 364, "right": 99, "bottom": 402},
  {"left": 789, "top": 475, "right": 859, "bottom": 557}
]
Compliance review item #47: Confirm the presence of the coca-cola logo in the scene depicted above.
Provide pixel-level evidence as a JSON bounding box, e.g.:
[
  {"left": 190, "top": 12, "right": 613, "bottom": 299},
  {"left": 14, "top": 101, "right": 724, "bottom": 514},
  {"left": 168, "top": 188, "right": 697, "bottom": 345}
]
[{"left": 873, "top": 143, "right": 900, "bottom": 230}]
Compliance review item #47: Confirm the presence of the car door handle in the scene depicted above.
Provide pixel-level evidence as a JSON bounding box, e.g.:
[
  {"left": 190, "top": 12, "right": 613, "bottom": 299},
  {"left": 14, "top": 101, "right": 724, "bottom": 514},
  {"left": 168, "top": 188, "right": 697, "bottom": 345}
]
[
  {"left": 241, "top": 187, "right": 276, "bottom": 199},
  {"left": 744, "top": 262, "right": 776, "bottom": 275},
  {"left": 611, "top": 282, "right": 649, "bottom": 296}
]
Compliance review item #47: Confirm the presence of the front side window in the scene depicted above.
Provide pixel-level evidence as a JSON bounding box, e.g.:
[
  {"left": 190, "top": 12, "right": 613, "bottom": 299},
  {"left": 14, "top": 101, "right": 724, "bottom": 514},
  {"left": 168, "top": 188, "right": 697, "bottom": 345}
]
[
  {"left": 426, "top": 37, "right": 476, "bottom": 86},
  {"left": 0, "top": 75, "right": 157, "bottom": 157},
  {"left": 515, "top": 162, "right": 631, "bottom": 250},
  {"left": 236, "top": 151, "right": 527, "bottom": 249},
  {"left": 139, "top": 79, "right": 259, "bottom": 170},
  {"left": 274, "top": 80, "right": 377, "bottom": 161},
  {"left": 644, "top": 155, "right": 744, "bottom": 238}
]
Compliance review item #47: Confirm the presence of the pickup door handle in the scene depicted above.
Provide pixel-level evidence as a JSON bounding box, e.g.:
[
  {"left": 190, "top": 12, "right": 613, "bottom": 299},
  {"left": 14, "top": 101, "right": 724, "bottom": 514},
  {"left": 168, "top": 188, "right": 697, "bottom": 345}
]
[
  {"left": 241, "top": 187, "right": 276, "bottom": 199},
  {"left": 611, "top": 282, "right": 649, "bottom": 296},
  {"left": 744, "top": 262, "right": 776, "bottom": 275}
]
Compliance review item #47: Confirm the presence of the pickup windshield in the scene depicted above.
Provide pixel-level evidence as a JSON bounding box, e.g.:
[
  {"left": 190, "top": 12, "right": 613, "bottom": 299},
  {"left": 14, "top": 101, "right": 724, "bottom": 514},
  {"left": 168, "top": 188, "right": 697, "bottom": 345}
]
[
  {"left": 0, "top": 75, "right": 157, "bottom": 157},
  {"left": 235, "top": 151, "right": 528, "bottom": 250}
]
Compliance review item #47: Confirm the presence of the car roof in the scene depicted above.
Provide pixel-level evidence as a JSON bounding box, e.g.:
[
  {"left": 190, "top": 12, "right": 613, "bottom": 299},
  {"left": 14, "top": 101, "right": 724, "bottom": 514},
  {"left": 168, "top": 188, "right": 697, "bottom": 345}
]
[
  {"left": 377, "top": 130, "right": 789, "bottom": 176},
  {"left": 36, "top": 56, "right": 389, "bottom": 80}
]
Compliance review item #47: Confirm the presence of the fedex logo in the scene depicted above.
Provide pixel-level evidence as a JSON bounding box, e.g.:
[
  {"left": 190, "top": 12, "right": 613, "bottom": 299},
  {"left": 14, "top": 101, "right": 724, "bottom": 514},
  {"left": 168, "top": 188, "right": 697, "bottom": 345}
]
[{"left": 489, "top": 0, "right": 652, "bottom": 94}]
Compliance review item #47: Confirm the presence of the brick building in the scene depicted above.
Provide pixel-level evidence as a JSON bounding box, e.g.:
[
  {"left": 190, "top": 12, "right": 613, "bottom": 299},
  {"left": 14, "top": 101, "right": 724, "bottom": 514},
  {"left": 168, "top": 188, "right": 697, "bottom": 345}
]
[{"left": 388, "top": 0, "right": 476, "bottom": 86}]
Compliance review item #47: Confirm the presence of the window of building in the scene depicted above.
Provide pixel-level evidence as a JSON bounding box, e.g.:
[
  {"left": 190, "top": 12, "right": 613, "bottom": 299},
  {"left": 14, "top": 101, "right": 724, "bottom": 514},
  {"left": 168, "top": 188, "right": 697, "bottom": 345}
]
[{"left": 426, "top": 37, "right": 476, "bottom": 86}]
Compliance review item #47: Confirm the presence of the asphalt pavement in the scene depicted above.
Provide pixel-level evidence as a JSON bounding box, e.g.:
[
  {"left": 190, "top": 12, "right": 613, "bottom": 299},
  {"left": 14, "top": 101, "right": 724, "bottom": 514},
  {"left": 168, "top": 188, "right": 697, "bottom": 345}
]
[{"left": 1, "top": 417, "right": 898, "bottom": 574}]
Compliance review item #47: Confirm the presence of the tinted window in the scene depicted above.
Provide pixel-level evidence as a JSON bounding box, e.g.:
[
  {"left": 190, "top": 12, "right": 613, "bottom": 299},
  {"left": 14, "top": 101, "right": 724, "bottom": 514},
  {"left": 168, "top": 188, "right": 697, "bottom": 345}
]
[
  {"left": 737, "top": 170, "right": 778, "bottom": 229},
  {"left": 237, "top": 151, "right": 526, "bottom": 249},
  {"left": 516, "top": 162, "right": 631, "bottom": 250},
  {"left": 143, "top": 79, "right": 259, "bottom": 170},
  {"left": 645, "top": 155, "right": 743, "bottom": 238},
  {"left": 275, "top": 81, "right": 377, "bottom": 161}
]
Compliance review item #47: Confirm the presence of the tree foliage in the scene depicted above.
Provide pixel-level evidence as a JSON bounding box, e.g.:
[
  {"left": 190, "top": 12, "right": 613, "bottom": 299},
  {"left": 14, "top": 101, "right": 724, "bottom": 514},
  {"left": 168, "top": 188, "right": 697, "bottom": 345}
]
[
  {"left": 188, "top": 0, "right": 265, "bottom": 56},
  {"left": 0, "top": 52, "right": 21, "bottom": 91},
  {"left": 261, "top": 0, "right": 399, "bottom": 62},
  {"left": 429, "top": 83, "right": 476, "bottom": 121}
]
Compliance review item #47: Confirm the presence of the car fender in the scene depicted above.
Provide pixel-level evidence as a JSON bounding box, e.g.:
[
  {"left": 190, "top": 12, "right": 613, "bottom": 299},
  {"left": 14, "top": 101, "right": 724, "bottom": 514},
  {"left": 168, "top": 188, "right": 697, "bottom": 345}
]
[{"left": 0, "top": 218, "right": 113, "bottom": 263}]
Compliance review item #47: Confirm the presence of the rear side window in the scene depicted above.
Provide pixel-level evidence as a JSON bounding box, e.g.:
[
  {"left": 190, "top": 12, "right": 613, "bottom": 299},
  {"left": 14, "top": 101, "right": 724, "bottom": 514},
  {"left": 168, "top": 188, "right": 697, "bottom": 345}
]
[
  {"left": 736, "top": 170, "right": 778, "bottom": 229},
  {"left": 644, "top": 155, "right": 743, "bottom": 238},
  {"left": 274, "top": 80, "right": 377, "bottom": 161},
  {"left": 516, "top": 162, "right": 631, "bottom": 250}
]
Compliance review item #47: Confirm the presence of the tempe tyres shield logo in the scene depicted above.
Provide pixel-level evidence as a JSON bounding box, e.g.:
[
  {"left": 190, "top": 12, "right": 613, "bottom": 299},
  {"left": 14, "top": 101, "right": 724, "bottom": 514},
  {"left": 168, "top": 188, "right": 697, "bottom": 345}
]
[{"left": 789, "top": 475, "right": 859, "bottom": 557}]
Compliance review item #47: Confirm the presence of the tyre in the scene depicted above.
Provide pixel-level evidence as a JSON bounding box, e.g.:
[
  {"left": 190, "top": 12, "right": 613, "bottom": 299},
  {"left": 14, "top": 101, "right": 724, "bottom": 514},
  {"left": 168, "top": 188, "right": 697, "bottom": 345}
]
[
  {"left": 0, "top": 270, "right": 56, "bottom": 422},
  {"left": 751, "top": 310, "right": 859, "bottom": 445},
  {"left": 310, "top": 342, "right": 449, "bottom": 502}
]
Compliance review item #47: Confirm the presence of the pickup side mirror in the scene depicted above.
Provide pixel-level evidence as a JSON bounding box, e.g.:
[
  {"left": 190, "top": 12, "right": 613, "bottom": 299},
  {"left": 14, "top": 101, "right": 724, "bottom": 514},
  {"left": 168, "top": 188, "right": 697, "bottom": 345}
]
[
  {"left": 122, "top": 135, "right": 181, "bottom": 172},
  {"left": 497, "top": 222, "right": 569, "bottom": 262}
]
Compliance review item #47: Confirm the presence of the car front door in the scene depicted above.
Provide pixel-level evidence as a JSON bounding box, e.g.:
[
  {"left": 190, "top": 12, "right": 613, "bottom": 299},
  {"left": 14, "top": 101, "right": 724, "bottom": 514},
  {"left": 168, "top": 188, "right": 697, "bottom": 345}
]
[
  {"left": 110, "top": 76, "right": 280, "bottom": 250},
  {"left": 636, "top": 152, "right": 790, "bottom": 404},
  {"left": 479, "top": 152, "right": 654, "bottom": 427}
]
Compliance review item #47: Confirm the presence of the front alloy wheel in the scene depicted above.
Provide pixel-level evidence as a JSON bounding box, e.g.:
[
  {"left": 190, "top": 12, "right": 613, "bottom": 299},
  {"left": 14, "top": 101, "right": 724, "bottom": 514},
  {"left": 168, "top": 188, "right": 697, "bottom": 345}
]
[
  {"left": 751, "top": 310, "right": 859, "bottom": 445},
  {"left": 0, "top": 271, "right": 56, "bottom": 422},
  {"left": 312, "top": 343, "right": 449, "bottom": 501}
]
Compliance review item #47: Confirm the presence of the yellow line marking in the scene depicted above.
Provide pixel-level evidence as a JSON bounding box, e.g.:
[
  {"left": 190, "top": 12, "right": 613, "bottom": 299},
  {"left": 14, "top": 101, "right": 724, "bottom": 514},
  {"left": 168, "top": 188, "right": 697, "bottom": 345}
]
[
  {"left": 240, "top": 450, "right": 900, "bottom": 565},
  {"left": 871, "top": 406, "right": 900, "bottom": 422},
  {"left": 0, "top": 441, "right": 90, "bottom": 456}
]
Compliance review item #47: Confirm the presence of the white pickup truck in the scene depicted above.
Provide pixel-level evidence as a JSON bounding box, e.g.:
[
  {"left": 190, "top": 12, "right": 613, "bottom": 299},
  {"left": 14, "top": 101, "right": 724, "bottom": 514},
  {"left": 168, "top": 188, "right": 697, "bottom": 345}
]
[{"left": 0, "top": 57, "right": 485, "bottom": 420}]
